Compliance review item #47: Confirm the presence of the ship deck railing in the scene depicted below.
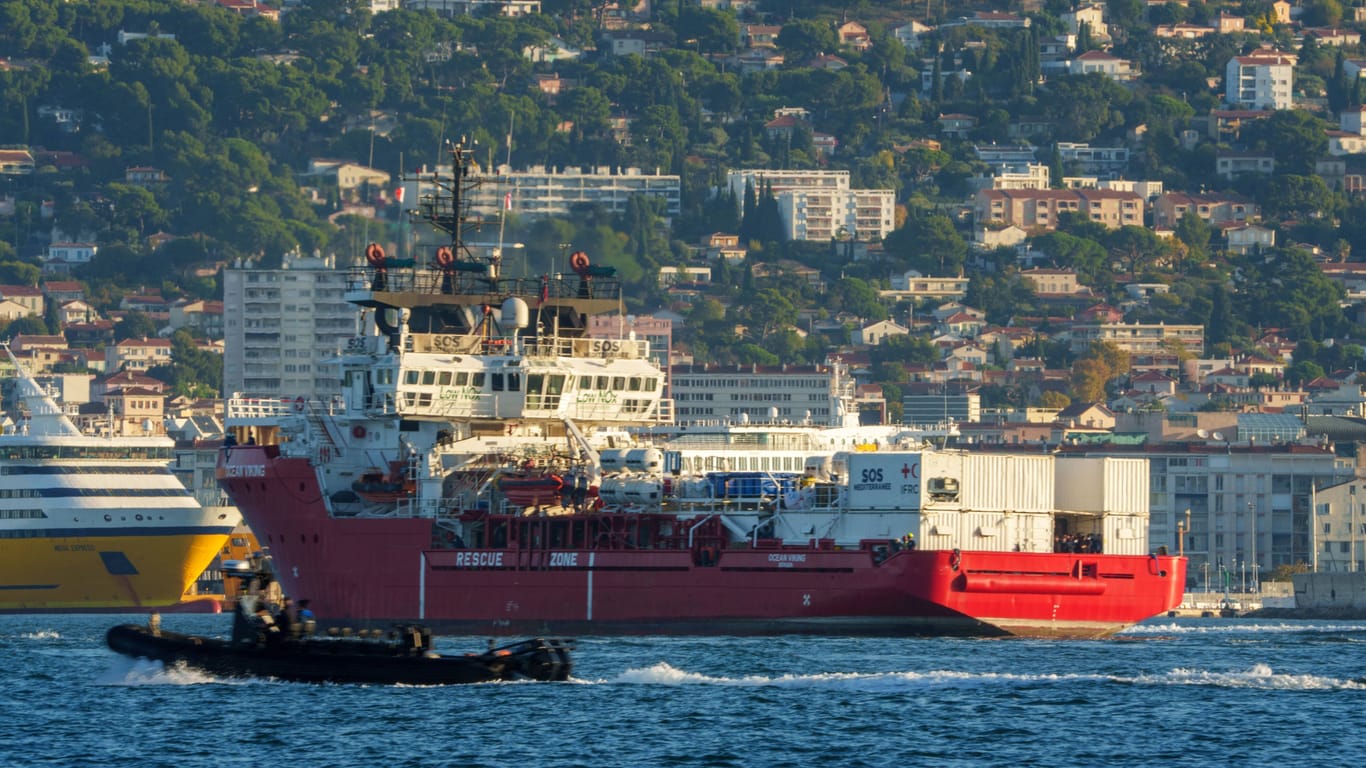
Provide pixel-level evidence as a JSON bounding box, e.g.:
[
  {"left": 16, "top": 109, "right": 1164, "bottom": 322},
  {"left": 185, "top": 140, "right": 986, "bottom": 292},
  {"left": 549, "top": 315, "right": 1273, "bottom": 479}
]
[
  {"left": 225, "top": 396, "right": 298, "bottom": 420},
  {"left": 393, "top": 394, "right": 672, "bottom": 425},
  {"left": 345, "top": 266, "right": 623, "bottom": 302}
]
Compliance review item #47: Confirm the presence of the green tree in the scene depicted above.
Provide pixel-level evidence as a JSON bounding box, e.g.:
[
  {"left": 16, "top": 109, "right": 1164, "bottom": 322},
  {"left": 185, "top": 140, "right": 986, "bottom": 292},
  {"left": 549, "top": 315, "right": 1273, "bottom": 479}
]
[
  {"left": 0, "top": 260, "right": 39, "bottom": 285},
  {"left": 1107, "top": 225, "right": 1169, "bottom": 276},
  {"left": 829, "top": 277, "right": 888, "bottom": 321},
  {"left": 1174, "top": 211, "right": 1212, "bottom": 262},
  {"left": 1234, "top": 247, "right": 1347, "bottom": 338},
  {"left": 147, "top": 329, "right": 223, "bottom": 397},
  {"left": 1256, "top": 175, "right": 1339, "bottom": 221},
  {"left": 1244, "top": 110, "right": 1329, "bottom": 175},
  {"left": 883, "top": 214, "right": 966, "bottom": 275},
  {"left": 114, "top": 311, "right": 158, "bottom": 342},
  {"left": 776, "top": 19, "right": 838, "bottom": 66},
  {"left": 736, "top": 287, "right": 798, "bottom": 339}
]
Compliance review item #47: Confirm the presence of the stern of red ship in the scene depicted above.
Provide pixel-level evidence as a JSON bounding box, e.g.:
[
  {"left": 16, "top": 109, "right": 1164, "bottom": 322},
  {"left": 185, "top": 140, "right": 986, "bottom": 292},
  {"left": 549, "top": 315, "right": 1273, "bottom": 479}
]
[{"left": 914, "top": 548, "right": 1188, "bottom": 638}]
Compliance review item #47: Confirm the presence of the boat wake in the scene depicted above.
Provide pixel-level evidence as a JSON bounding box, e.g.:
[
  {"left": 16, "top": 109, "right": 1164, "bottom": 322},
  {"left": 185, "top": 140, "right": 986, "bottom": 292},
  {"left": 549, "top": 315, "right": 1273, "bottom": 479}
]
[
  {"left": 599, "top": 661, "right": 1366, "bottom": 692},
  {"left": 18, "top": 630, "right": 61, "bottom": 640},
  {"left": 1124, "top": 620, "right": 1366, "bottom": 636},
  {"left": 97, "top": 656, "right": 254, "bottom": 686},
  {"left": 1138, "top": 663, "right": 1366, "bottom": 690}
]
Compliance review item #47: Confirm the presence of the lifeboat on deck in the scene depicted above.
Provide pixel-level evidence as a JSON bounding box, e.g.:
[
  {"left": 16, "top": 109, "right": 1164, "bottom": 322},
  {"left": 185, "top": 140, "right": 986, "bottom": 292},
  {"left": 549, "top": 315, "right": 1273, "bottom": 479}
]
[
  {"left": 497, "top": 472, "right": 564, "bottom": 508},
  {"left": 351, "top": 464, "right": 415, "bottom": 504}
]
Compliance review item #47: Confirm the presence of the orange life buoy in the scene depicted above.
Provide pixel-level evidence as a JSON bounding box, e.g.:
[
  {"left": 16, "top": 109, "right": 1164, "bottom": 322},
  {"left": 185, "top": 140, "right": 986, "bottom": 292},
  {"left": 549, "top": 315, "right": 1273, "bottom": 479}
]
[
  {"left": 293, "top": 396, "right": 305, "bottom": 412},
  {"left": 352, "top": 425, "right": 367, "bottom": 439},
  {"left": 435, "top": 246, "right": 454, "bottom": 267},
  {"left": 569, "top": 251, "right": 590, "bottom": 272},
  {"left": 366, "top": 243, "right": 385, "bottom": 266}
]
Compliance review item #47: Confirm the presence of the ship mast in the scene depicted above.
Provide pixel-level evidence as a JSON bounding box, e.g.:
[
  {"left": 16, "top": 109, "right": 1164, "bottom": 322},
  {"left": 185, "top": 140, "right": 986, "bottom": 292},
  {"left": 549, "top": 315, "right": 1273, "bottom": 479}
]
[{"left": 414, "top": 140, "right": 482, "bottom": 263}]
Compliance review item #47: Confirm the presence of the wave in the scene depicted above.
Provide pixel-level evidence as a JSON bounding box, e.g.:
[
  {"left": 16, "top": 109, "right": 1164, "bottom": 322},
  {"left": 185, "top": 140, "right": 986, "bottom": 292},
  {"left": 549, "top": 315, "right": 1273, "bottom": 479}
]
[
  {"left": 96, "top": 656, "right": 254, "bottom": 686},
  {"left": 1139, "top": 663, "right": 1366, "bottom": 690},
  {"left": 1124, "top": 620, "right": 1366, "bottom": 636},
  {"left": 594, "top": 661, "right": 1366, "bottom": 692},
  {"left": 18, "top": 630, "right": 61, "bottom": 640}
]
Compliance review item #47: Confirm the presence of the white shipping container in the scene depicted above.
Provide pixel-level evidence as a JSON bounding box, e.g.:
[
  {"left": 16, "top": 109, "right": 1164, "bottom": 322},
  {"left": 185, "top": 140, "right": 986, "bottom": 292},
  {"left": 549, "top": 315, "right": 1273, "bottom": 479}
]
[
  {"left": 961, "top": 453, "right": 1055, "bottom": 513},
  {"left": 922, "top": 510, "right": 960, "bottom": 550},
  {"left": 1102, "top": 458, "right": 1149, "bottom": 516},
  {"left": 1006, "top": 511, "right": 1054, "bottom": 553},
  {"left": 1055, "top": 457, "right": 1150, "bottom": 515},
  {"left": 919, "top": 451, "right": 1054, "bottom": 513},
  {"left": 844, "top": 452, "right": 924, "bottom": 511},
  {"left": 960, "top": 511, "right": 1009, "bottom": 551},
  {"left": 1101, "top": 512, "right": 1150, "bottom": 555}
]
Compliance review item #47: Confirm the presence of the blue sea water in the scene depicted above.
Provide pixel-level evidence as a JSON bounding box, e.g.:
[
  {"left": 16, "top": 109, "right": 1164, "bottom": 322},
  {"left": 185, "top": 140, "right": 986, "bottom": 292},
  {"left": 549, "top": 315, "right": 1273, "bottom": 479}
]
[{"left": 2, "top": 615, "right": 1363, "bottom": 768}]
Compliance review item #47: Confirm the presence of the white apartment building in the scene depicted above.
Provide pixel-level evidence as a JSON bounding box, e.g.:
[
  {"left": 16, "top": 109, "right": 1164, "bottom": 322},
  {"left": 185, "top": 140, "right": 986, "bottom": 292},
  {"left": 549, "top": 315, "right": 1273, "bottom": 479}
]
[
  {"left": 223, "top": 250, "right": 360, "bottom": 400},
  {"left": 774, "top": 187, "right": 896, "bottom": 241},
  {"left": 670, "top": 362, "right": 858, "bottom": 427},
  {"left": 409, "top": 164, "right": 680, "bottom": 220},
  {"left": 726, "top": 169, "right": 850, "bottom": 201},
  {"left": 1225, "top": 51, "right": 1295, "bottom": 110},
  {"left": 1067, "top": 322, "right": 1204, "bottom": 354},
  {"left": 1055, "top": 142, "right": 1130, "bottom": 178},
  {"left": 402, "top": 0, "right": 541, "bottom": 16},
  {"left": 725, "top": 169, "right": 895, "bottom": 241},
  {"left": 1312, "top": 479, "right": 1366, "bottom": 572},
  {"left": 978, "top": 163, "right": 1050, "bottom": 190}
]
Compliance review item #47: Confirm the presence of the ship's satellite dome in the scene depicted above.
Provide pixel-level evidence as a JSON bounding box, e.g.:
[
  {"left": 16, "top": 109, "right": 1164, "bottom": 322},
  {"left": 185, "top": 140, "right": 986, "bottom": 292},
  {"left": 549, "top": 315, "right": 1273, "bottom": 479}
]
[{"left": 501, "top": 297, "right": 529, "bottom": 329}]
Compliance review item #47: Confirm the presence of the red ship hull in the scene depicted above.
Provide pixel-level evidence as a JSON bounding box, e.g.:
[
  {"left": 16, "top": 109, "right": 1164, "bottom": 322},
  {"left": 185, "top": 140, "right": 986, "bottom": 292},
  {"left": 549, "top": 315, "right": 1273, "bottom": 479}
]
[{"left": 220, "top": 448, "right": 1186, "bottom": 639}]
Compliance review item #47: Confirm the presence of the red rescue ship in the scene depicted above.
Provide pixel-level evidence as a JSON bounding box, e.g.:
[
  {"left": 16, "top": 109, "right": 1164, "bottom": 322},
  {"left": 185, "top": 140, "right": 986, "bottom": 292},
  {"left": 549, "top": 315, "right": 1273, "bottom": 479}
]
[{"left": 218, "top": 142, "right": 1184, "bottom": 639}]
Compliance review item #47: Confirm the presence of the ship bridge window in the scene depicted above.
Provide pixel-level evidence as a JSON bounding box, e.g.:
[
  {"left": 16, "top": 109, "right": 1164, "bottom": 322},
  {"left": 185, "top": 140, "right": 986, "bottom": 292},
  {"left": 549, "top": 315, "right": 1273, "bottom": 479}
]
[
  {"left": 645, "top": 378, "right": 659, "bottom": 391},
  {"left": 454, "top": 372, "right": 469, "bottom": 386},
  {"left": 526, "top": 374, "right": 545, "bottom": 409},
  {"left": 405, "top": 370, "right": 419, "bottom": 385},
  {"left": 438, "top": 372, "right": 452, "bottom": 386},
  {"left": 422, "top": 371, "right": 436, "bottom": 386},
  {"left": 628, "top": 377, "right": 642, "bottom": 392},
  {"left": 471, "top": 373, "right": 485, "bottom": 387},
  {"left": 546, "top": 374, "right": 565, "bottom": 409},
  {"left": 417, "top": 393, "right": 432, "bottom": 407},
  {"left": 612, "top": 376, "right": 626, "bottom": 391}
]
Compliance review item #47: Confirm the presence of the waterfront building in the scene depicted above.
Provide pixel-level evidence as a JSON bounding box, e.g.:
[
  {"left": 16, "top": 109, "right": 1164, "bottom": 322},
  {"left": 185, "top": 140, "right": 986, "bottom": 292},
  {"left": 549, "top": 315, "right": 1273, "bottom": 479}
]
[
  {"left": 407, "top": 164, "right": 680, "bottom": 221},
  {"left": 223, "top": 250, "right": 360, "bottom": 399},
  {"left": 670, "top": 362, "right": 857, "bottom": 427},
  {"left": 1310, "top": 479, "right": 1366, "bottom": 572},
  {"left": 725, "top": 169, "right": 895, "bottom": 241}
]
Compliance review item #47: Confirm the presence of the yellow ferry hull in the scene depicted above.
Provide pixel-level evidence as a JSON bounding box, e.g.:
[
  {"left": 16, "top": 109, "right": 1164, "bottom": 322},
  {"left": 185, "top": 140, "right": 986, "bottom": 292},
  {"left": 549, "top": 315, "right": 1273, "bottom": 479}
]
[{"left": 0, "top": 530, "right": 231, "bottom": 611}]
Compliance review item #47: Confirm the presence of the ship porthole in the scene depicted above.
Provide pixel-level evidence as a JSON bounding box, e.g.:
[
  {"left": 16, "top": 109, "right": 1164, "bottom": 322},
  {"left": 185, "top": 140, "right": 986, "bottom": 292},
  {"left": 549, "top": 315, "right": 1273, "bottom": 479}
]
[
  {"left": 135, "top": 514, "right": 143, "bottom": 521},
  {"left": 104, "top": 514, "right": 111, "bottom": 522}
]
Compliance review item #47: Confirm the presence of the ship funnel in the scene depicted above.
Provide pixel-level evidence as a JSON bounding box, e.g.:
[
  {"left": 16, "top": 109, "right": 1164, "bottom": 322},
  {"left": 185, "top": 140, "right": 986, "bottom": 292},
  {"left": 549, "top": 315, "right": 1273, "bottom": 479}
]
[{"left": 501, "top": 297, "right": 529, "bottom": 330}]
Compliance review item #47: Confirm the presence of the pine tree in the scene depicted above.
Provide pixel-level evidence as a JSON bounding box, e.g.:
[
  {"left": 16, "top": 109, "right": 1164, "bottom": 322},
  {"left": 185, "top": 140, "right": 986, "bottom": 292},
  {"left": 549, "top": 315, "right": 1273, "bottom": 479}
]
[{"left": 740, "top": 180, "right": 758, "bottom": 241}]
